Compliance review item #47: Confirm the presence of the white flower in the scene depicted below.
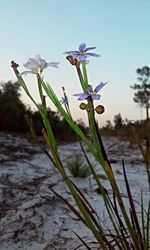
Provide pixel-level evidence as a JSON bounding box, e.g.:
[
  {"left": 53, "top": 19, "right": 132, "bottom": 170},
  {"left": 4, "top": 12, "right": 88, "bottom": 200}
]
[{"left": 21, "top": 55, "right": 59, "bottom": 76}]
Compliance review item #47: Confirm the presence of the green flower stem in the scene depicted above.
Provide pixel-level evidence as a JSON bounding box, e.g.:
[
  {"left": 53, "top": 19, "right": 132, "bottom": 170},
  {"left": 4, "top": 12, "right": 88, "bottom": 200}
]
[
  {"left": 25, "top": 115, "right": 55, "bottom": 165},
  {"left": 141, "top": 190, "right": 146, "bottom": 243},
  {"left": 42, "top": 130, "right": 67, "bottom": 177},
  {"left": 37, "top": 75, "right": 46, "bottom": 107},
  {"left": 11, "top": 62, "right": 39, "bottom": 110},
  {"left": 76, "top": 64, "right": 87, "bottom": 92},
  {"left": 11, "top": 63, "right": 58, "bottom": 163},
  {"left": 37, "top": 75, "right": 57, "bottom": 150},
  {"left": 76, "top": 62, "right": 107, "bottom": 165},
  {"left": 82, "top": 62, "right": 88, "bottom": 90},
  {"left": 62, "top": 87, "right": 72, "bottom": 117},
  {"left": 146, "top": 200, "right": 150, "bottom": 248},
  {"left": 87, "top": 99, "right": 106, "bottom": 164}
]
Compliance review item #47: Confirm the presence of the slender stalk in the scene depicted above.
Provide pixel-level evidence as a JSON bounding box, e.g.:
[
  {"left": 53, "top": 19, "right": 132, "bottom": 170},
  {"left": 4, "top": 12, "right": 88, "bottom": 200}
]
[
  {"left": 82, "top": 62, "right": 88, "bottom": 89},
  {"left": 76, "top": 64, "right": 86, "bottom": 92}
]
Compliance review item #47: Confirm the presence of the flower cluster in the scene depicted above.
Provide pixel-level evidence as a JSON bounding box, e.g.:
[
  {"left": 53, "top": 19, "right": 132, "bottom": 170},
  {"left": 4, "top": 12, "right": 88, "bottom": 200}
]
[{"left": 20, "top": 44, "right": 106, "bottom": 104}]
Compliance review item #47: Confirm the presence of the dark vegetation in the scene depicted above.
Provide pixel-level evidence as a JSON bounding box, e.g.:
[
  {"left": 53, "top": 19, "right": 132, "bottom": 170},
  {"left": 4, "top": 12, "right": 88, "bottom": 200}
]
[
  {"left": 101, "top": 65, "right": 150, "bottom": 139},
  {"left": 0, "top": 81, "right": 86, "bottom": 141},
  {"left": 0, "top": 81, "right": 29, "bottom": 132},
  {"left": 101, "top": 113, "right": 150, "bottom": 140},
  {"left": 131, "top": 66, "right": 150, "bottom": 121}
]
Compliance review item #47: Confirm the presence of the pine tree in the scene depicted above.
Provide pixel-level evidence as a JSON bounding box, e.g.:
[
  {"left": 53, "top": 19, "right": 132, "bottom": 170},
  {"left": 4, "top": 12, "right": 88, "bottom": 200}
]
[{"left": 131, "top": 66, "right": 150, "bottom": 120}]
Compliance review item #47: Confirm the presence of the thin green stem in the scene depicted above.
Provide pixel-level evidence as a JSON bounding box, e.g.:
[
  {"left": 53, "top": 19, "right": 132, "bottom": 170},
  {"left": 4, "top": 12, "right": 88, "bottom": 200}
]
[
  {"left": 76, "top": 64, "right": 86, "bottom": 92},
  {"left": 82, "top": 62, "right": 88, "bottom": 89}
]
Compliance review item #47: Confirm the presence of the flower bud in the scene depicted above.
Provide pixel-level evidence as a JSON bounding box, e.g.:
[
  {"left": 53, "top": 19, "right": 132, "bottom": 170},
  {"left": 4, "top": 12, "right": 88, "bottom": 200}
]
[
  {"left": 66, "top": 56, "right": 79, "bottom": 66},
  {"left": 79, "top": 103, "right": 87, "bottom": 110},
  {"left": 95, "top": 105, "right": 105, "bottom": 114},
  {"left": 86, "top": 104, "right": 91, "bottom": 112}
]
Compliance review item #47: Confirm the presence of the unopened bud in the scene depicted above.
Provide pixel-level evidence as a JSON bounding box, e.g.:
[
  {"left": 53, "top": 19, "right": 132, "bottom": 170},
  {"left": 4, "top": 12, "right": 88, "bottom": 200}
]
[
  {"left": 79, "top": 103, "right": 87, "bottom": 110},
  {"left": 11, "top": 61, "right": 19, "bottom": 69},
  {"left": 95, "top": 105, "right": 105, "bottom": 114},
  {"left": 66, "top": 56, "right": 79, "bottom": 66},
  {"left": 86, "top": 104, "right": 91, "bottom": 112}
]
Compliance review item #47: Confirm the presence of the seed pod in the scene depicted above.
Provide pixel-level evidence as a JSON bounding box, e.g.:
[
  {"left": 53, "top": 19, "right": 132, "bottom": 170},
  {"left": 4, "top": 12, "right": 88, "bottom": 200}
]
[
  {"left": 95, "top": 105, "right": 105, "bottom": 114},
  {"left": 79, "top": 103, "right": 87, "bottom": 110},
  {"left": 86, "top": 104, "right": 91, "bottom": 112}
]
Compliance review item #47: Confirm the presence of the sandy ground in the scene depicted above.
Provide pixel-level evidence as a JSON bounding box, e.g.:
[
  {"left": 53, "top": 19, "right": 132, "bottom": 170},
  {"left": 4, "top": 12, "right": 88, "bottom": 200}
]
[{"left": 0, "top": 132, "right": 149, "bottom": 250}]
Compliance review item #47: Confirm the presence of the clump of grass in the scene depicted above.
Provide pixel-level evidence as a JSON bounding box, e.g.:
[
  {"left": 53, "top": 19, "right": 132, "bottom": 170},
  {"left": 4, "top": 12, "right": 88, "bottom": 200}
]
[{"left": 69, "top": 156, "right": 90, "bottom": 178}]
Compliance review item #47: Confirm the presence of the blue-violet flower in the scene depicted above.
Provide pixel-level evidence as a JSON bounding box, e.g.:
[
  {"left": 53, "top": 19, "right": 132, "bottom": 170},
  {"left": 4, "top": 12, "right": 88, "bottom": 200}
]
[
  {"left": 74, "top": 82, "right": 106, "bottom": 100},
  {"left": 60, "top": 96, "right": 68, "bottom": 105},
  {"left": 64, "top": 43, "right": 100, "bottom": 62}
]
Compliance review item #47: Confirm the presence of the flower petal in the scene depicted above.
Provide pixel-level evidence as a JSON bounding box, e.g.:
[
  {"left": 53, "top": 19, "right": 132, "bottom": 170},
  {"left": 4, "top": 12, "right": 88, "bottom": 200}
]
[
  {"left": 85, "top": 52, "right": 100, "bottom": 57},
  {"left": 70, "top": 51, "right": 80, "bottom": 57},
  {"left": 34, "top": 55, "right": 41, "bottom": 61},
  {"left": 87, "top": 86, "right": 93, "bottom": 93},
  {"left": 20, "top": 70, "right": 35, "bottom": 76},
  {"left": 61, "top": 96, "right": 68, "bottom": 104},
  {"left": 63, "top": 50, "right": 79, "bottom": 55},
  {"left": 74, "top": 93, "right": 89, "bottom": 100},
  {"left": 78, "top": 93, "right": 89, "bottom": 100},
  {"left": 79, "top": 43, "right": 86, "bottom": 52},
  {"left": 84, "top": 46, "right": 96, "bottom": 52},
  {"left": 47, "top": 62, "right": 59, "bottom": 68},
  {"left": 38, "top": 59, "right": 47, "bottom": 68},
  {"left": 23, "top": 55, "right": 59, "bottom": 74},
  {"left": 92, "top": 94, "right": 101, "bottom": 100},
  {"left": 23, "top": 59, "right": 39, "bottom": 71},
  {"left": 73, "top": 93, "right": 84, "bottom": 96},
  {"left": 78, "top": 55, "right": 87, "bottom": 62},
  {"left": 94, "top": 82, "right": 106, "bottom": 93}
]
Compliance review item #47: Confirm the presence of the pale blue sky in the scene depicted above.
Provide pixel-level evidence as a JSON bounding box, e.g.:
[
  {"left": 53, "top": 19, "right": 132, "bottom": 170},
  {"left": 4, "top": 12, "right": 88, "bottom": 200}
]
[{"left": 0, "top": 0, "right": 150, "bottom": 126}]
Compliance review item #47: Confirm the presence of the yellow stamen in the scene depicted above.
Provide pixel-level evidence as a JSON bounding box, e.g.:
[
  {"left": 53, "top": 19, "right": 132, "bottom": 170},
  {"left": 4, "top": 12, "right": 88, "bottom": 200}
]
[{"left": 89, "top": 91, "right": 96, "bottom": 96}]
